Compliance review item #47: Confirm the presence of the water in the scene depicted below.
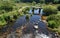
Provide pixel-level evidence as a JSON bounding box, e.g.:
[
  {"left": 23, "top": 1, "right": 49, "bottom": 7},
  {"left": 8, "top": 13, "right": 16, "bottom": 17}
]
[
  {"left": 29, "top": 8, "right": 43, "bottom": 21},
  {"left": 35, "top": 33, "right": 50, "bottom": 38},
  {"left": 34, "top": 9, "right": 39, "bottom": 14},
  {"left": 1, "top": 8, "right": 53, "bottom": 38},
  {"left": 6, "top": 15, "right": 51, "bottom": 38},
  {"left": 29, "top": 8, "right": 32, "bottom": 14}
]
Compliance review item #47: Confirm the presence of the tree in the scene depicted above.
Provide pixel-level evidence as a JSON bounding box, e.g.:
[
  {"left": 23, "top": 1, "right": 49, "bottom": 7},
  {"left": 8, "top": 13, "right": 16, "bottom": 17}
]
[
  {"left": 53, "top": 0, "right": 59, "bottom": 4},
  {"left": 39, "top": 0, "right": 45, "bottom": 4},
  {"left": 45, "top": 0, "right": 53, "bottom": 4},
  {"left": 32, "top": 1, "right": 36, "bottom": 6}
]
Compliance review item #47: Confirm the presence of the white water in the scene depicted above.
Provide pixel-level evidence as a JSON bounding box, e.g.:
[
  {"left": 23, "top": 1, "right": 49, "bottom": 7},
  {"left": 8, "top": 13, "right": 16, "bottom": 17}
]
[
  {"left": 7, "top": 32, "right": 51, "bottom": 38},
  {"left": 20, "top": 33, "right": 50, "bottom": 38},
  {"left": 29, "top": 8, "right": 43, "bottom": 14},
  {"left": 35, "top": 33, "right": 50, "bottom": 38},
  {"left": 40, "top": 9, "right": 43, "bottom": 15},
  {"left": 34, "top": 9, "right": 39, "bottom": 14},
  {"left": 29, "top": 8, "right": 32, "bottom": 14}
]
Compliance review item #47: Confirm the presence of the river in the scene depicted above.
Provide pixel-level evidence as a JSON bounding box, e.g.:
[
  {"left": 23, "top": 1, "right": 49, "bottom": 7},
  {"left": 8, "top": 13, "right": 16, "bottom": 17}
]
[{"left": 0, "top": 7, "right": 60, "bottom": 38}]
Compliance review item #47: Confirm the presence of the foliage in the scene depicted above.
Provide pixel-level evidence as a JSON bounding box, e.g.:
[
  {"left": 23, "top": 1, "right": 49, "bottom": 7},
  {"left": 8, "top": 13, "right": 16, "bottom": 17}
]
[
  {"left": 13, "top": 15, "right": 18, "bottom": 19},
  {"left": 0, "top": 10, "right": 6, "bottom": 14},
  {"left": 47, "top": 15, "right": 60, "bottom": 28},
  {"left": 39, "top": 0, "right": 45, "bottom": 4},
  {"left": 43, "top": 5, "right": 58, "bottom": 16},
  {"left": 0, "top": 16, "right": 7, "bottom": 26},
  {"left": 0, "top": 1, "right": 13, "bottom": 12},
  {"left": 53, "top": 0, "right": 60, "bottom": 4},
  {"left": 32, "top": 1, "right": 36, "bottom": 6},
  {"left": 0, "top": 10, "right": 19, "bottom": 27},
  {"left": 57, "top": 5, "right": 60, "bottom": 11},
  {"left": 48, "top": 21, "right": 57, "bottom": 28},
  {"left": 23, "top": 7, "right": 30, "bottom": 14},
  {"left": 0, "top": 0, "right": 60, "bottom": 4}
]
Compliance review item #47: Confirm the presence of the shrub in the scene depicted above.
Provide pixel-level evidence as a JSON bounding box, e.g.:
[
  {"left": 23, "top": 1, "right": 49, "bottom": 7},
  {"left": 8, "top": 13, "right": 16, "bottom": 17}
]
[
  {"left": 48, "top": 21, "right": 57, "bottom": 28},
  {"left": 0, "top": 10, "right": 5, "bottom": 14},
  {"left": 43, "top": 5, "right": 58, "bottom": 16},
  {"left": 47, "top": 15, "right": 60, "bottom": 28},
  {"left": 23, "top": 7, "right": 30, "bottom": 14},
  {"left": 13, "top": 15, "right": 17, "bottom": 19},
  {"left": 0, "top": 5, "right": 13, "bottom": 12},
  {"left": 57, "top": 5, "right": 60, "bottom": 11},
  {"left": 0, "top": 16, "right": 7, "bottom": 26},
  {"left": 0, "top": 1, "right": 13, "bottom": 12}
]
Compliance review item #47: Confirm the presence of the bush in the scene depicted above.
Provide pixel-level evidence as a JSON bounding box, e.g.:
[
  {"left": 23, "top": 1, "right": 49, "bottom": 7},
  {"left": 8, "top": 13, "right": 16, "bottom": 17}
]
[
  {"left": 0, "top": 1, "right": 13, "bottom": 12},
  {"left": 57, "top": 5, "right": 60, "bottom": 11},
  {"left": 13, "top": 15, "right": 17, "bottom": 19},
  {"left": 23, "top": 7, "right": 30, "bottom": 14},
  {"left": 0, "top": 5, "right": 13, "bottom": 12},
  {"left": 47, "top": 15, "right": 60, "bottom": 29},
  {"left": 0, "top": 10, "right": 5, "bottom": 14},
  {"left": 43, "top": 5, "right": 58, "bottom": 16},
  {"left": 48, "top": 21, "right": 57, "bottom": 28},
  {"left": 0, "top": 16, "right": 7, "bottom": 26},
  {"left": 4, "top": 16, "right": 10, "bottom": 22}
]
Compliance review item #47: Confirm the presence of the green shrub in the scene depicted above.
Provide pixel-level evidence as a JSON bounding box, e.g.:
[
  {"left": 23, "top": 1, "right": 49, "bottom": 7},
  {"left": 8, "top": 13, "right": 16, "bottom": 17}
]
[
  {"left": 48, "top": 21, "right": 57, "bottom": 28},
  {"left": 0, "top": 1, "right": 13, "bottom": 12},
  {"left": 47, "top": 15, "right": 60, "bottom": 21},
  {"left": 0, "top": 5, "right": 13, "bottom": 12},
  {"left": 0, "top": 16, "right": 7, "bottom": 26},
  {"left": 13, "top": 15, "right": 17, "bottom": 19},
  {"left": 4, "top": 16, "right": 10, "bottom": 22},
  {"left": 0, "top": 10, "right": 5, "bottom": 14},
  {"left": 47, "top": 15, "right": 60, "bottom": 28},
  {"left": 23, "top": 7, "right": 30, "bottom": 14},
  {"left": 43, "top": 5, "right": 58, "bottom": 16},
  {"left": 57, "top": 5, "right": 60, "bottom": 11}
]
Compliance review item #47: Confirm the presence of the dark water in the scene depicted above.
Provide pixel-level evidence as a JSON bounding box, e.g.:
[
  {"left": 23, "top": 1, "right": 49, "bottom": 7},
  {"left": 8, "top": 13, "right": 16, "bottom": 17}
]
[
  {"left": 12, "top": 15, "right": 49, "bottom": 35},
  {"left": 6, "top": 15, "right": 51, "bottom": 38}
]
